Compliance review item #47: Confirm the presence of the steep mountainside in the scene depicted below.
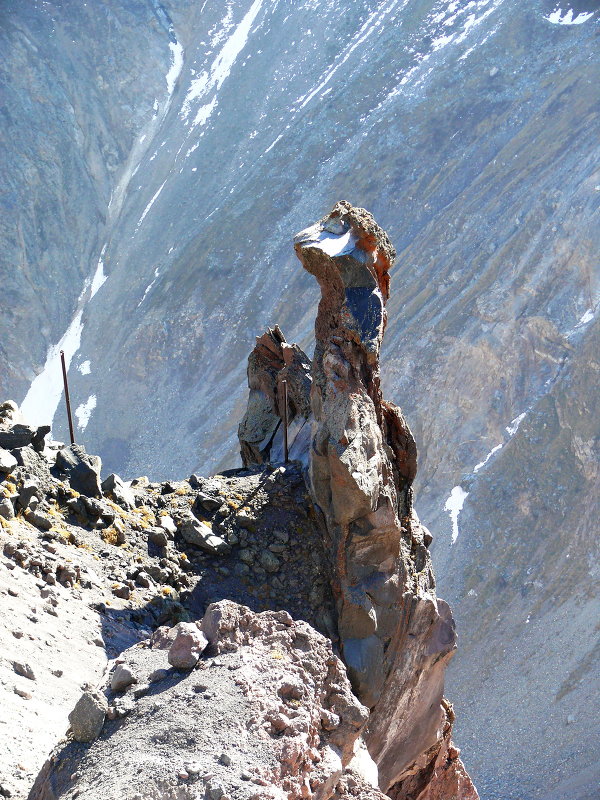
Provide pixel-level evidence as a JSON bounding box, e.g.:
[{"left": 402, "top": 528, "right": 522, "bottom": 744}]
[{"left": 1, "top": 1, "right": 599, "bottom": 798}]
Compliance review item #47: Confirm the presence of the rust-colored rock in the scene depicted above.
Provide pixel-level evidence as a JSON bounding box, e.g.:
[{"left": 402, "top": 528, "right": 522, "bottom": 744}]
[
  {"left": 295, "top": 201, "right": 477, "bottom": 797},
  {"left": 388, "top": 702, "right": 479, "bottom": 800}
]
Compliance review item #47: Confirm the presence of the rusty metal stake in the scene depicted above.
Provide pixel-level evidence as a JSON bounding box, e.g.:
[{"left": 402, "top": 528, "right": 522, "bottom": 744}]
[
  {"left": 60, "top": 350, "right": 76, "bottom": 445},
  {"left": 282, "top": 379, "right": 289, "bottom": 463}
]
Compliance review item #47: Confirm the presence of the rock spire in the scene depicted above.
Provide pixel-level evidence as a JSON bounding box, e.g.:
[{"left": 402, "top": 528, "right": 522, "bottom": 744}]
[{"left": 294, "top": 201, "right": 477, "bottom": 797}]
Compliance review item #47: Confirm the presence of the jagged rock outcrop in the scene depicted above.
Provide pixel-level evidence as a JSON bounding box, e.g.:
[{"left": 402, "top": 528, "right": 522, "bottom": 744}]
[
  {"left": 30, "top": 601, "right": 376, "bottom": 800},
  {"left": 0, "top": 401, "right": 50, "bottom": 453},
  {"left": 3, "top": 204, "right": 478, "bottom": 800},
  {"left": 294, "top": 202, "right": 477, "bottom": 797},
  {"left": 238, "top": 326, "right": 312, "bottom": 467}
]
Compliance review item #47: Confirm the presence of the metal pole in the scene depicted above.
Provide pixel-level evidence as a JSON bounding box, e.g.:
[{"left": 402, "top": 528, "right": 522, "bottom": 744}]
[
  {"left": 60, "top": 350, "right": 76, "bottom": 445},
  {"left": 282, "top": 379, "right": 289, "bottom": 463}
]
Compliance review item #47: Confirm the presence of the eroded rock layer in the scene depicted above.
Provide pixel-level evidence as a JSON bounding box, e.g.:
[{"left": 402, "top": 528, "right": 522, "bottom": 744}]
[{"left": 294, "top": 202, "right": 476, "bottom": 796}]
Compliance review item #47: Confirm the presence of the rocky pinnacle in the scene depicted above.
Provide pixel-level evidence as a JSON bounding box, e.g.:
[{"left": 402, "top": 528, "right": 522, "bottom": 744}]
[{"left": 295, "top": 201, "right": 477, "bottom": 797}]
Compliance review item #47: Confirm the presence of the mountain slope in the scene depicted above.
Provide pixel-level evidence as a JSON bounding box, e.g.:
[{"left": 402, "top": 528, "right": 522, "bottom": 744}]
[{"left": 1, "top": 1, "right": 599, "bottom": 797}]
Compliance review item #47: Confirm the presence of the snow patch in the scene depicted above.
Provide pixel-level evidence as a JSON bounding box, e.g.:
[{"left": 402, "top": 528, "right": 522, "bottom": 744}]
[
  {"left": 576, "top": 308, "right": 594, "bottom": 327},
  {"left": 296, "top": 225, "right": 357, "bottom": 257},
  {"left": 90, "top": 252, "right": 108, "bottom": 298},
  {"left": 545, "top": 7, "right": 595, "bottom": 24},
  {"left": 180, "top": 0, "right": 263, "bottom": 127},
  {"left": 445, "top": 486, "right": 469, "bottom": 544},
  {"left": 506, "top": 412, "right": 527, "bottom": 437},
  {"left": 313, "top": 229, "right": 357, "bottom": 257},
  {"left": 78, "top": 360, "right": 91, "bottom": 376},
  {"left": 75, "top": 394, "right": 97, "bottom": 432},
  {"left": 21, "top": 311, "right": 84, "bottom": 429},
  {"left": 166, "top": 40, "right": 184, "bottom": 96},
  {"left": 192, "top": 96, "right": 218, "bottom": 128}
]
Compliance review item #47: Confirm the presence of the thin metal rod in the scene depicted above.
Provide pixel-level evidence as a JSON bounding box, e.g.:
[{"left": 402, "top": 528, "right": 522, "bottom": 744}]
[
  {"left": 60, "top": 350, "right": 76, "bottom": 445},
  {"left": 282, "top": 379, "right": 289, "bottom": 463}
]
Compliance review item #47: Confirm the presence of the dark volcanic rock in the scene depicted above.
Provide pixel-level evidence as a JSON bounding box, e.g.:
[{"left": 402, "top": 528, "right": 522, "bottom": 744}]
[{"left": 54, "top": 444, "right": 102, "bottom": 498}]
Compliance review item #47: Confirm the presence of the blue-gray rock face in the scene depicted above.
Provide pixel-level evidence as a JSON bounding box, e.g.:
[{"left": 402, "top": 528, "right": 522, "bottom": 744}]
[{"left": 2, "top": 2, "right": 599, "bottom": 798}]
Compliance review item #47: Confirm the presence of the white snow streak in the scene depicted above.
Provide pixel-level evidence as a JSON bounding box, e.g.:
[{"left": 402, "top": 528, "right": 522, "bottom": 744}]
[
  {"left": 473, "top": 442, "right": 503, "bottom": 473},
  {"left": 75, "top": 394, "right": 97, "bottom": 431},
  {"left": 137, "top": 267, "right": 161, "bottom": 307},
  {"left": 90, "top": 252, "right": 107, "bottom": 298},
  {"left": 545, "top": 8, "right": 595, "bottom": 25},
  {"left": 181, "top": 0, "right": 263, "bottom": 127},
  {"left": 446, "top": 406, "right": 529, "bottom": 543},
  {"left": 78, "top": 360, "right": 91, "bottom": 376},
  {"left": 21, "top": 311, "right": 84, "bottom": 429},
  {"left": 296, "top": 0, "right": 402, "bottom": 110},
  {"left": 264, "top": 133, "right": 284, "bottom": 154},
  {"left": 166, "top": 40, "right": 184, "bottom": 96},
  {"left": 445, "top": 486, "right": 469, "bottom": 544},
  {"left": 137, "top": 181, "right": 166, "bottom": 229}
]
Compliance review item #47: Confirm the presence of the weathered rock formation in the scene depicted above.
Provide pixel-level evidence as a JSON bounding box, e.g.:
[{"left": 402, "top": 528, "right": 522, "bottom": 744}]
[
  {"left": 294, "top": 202, "right": 477, "bottom": 797},
  {"left": 238, "top": 326, "right": 312, "bottom": 467},
  {"left": 4, "top": 208, "right": 477, "bottom": 800}
]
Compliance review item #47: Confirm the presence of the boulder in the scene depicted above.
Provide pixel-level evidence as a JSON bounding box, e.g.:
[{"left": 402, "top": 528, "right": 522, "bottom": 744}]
[
  {"left": 192, "top": 491, "right": 222, "bottom": 513},
  {"left": 178, "top": 513, "right": 230, "bottom": 555},
  {"left": 24, "top": 509, "right": 52, "bottom": 531},
  {"left": 110, "top": 664, "right": 137, "bottom": 693},
  {"left": 0, "top": 424, "right": 36, "bottom": 450},
  {"left": 158, "top": 515, "right": 177, "bottom": 535},
  {"left": 18, "top": 480, "right": 42, "bottom": 510},
  {"left": 68, "top": 688, "right": 108, "bottom": 742},
  {"left": 0, "top": 448, "right": 17, "bottom": 474},
  {"left": 101, "top": 473, "right": 135, "bottom": 509},
  {"left": 0, "top": 400, "right": 21, "bottom": 423},
  {"left": 0, "top": 416, "right": 49, "bottom": 451},
  {"left": 167, "top": 622, "right": 208, "bottom": 669},
  {"left": 147, "top": 527, "right": 168, "bottom": 547},
  {"left": 54, "top": 444, "right": 102, "bottom": 497},
  {"left": 0, "top": 498, "right": 15, "bottom": 520}
]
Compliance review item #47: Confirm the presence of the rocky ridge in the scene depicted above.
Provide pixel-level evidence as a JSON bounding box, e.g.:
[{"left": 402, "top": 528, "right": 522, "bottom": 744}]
[
  {"left": 0, "top": 413, "right": 335, "bottom": 798},
  {"left": 0, "top": 207, "right": 476, "bottom": 799}
]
